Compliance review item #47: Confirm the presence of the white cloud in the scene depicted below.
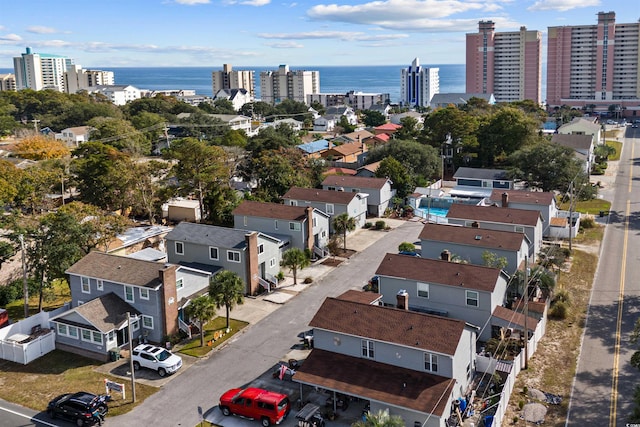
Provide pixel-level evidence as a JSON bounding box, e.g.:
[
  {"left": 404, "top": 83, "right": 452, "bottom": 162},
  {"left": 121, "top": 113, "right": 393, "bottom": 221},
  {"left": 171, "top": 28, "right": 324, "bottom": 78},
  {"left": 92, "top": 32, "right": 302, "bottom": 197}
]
[
  {"left": 258, "top": 30, "right": 408, "bottom": 41},
  {"left": 26, "top": 25, "right": 59, "bottom": 34},
  {"left": 0, "top": 33, "right": 22, "bottom": 41},
  {"left": 528, "top": 0, "right": 601, "bottom": 12},
  {"left": 240, "top": 0, "right": 271, "bottom": 5},
  {"left": 174, "top": 0, "right": 210, "bottom": 4},
  {"left": 265, "top": 41, "right": 304, "bottom": 48}
]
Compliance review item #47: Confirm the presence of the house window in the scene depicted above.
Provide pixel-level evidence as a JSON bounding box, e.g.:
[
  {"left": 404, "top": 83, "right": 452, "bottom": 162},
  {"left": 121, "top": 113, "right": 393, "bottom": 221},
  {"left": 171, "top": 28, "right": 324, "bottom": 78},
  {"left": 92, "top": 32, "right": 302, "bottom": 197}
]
[
  {"left": 326, "top": 204, "right": 334, "bottom": 214},
  {"left": 274, "top": 220, "right": 278, "bottom": 230},
  {"left": 97, "top": 280, "right": 103, "bottom": 291},
  {"left": 290, "top": 200, "right": 298, "bottom": 206},
  {"left": 131, "top": 319, "right": 140, "bottom": 332},
  {"left": 175, "top": 241, "right": 184, "bottom": 255},
  {"left": 258, "top": 244, "right": 264, "bottom": 254},
  {"left": 142, "top": 315, "right": 154, "bottom": 329},
  {"left": 108, "top": 331, "right": 115, "bottom": 342},
  {"left": 227, "top": 250, "right": 241, "bottom": 263},
  {"left": 289, "top": 222, "right": 301, "bottom": 231},
  {"left": 328, "top": 186, "right": 336, "bottom": 191},
  {"left": 466, "top": 290, "right": 479, "bottom": 307},
  {"left": 57, "top": 324, "right": 67, "bottom": 336},
  {"left": 352, "top": 188, "right": 360, "bottom": 193},
  {"left": 81, "top": 277, "right": 90, "bottom": 294},
  {"left": 140, "top": 288, "right": 149, "bottom": 300},
  {"left": 124, "top": 286, "right": 134, "bottom": 303},
  {"left": 465, "top": 220, "right": 475, "bottom": 227},
  {"left": 69, "top": 326, "right": 78, "bottom": 338},
  {"left": 81, "top": 329, "right": 92, "bottom": 342},
  {"left": 515, "top": 226, "right": 525, "bottom": 233},
  {"left": 269, "top": 258, "right": 276, "bottom": 267},
  {"left": 176, "top": 278, "right": 184, "bottom": 290},
  {"left": 92, "top": 331, "right": 102, "bottom": 344},
  {"left": 361, "top": 339, "right": 375, "bottom": 359},
  {"left": 417, "top": 282, "right": 429, "bottom": 298},
  {"left": 313, "top": 217, "right": 317, "bottom": 227},
  {"left": 209, "top": 247, "right": 219, "bottom": 260},
  {"left": 424, "top": 353, "right": 438, "bottom": 372}
]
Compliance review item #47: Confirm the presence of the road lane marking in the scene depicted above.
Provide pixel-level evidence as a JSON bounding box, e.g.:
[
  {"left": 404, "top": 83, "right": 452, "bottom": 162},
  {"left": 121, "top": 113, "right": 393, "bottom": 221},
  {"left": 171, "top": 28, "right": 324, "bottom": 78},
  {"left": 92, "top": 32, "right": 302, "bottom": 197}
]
[{"left": 0, "top": 405, "right": 57, "bottom": 427}]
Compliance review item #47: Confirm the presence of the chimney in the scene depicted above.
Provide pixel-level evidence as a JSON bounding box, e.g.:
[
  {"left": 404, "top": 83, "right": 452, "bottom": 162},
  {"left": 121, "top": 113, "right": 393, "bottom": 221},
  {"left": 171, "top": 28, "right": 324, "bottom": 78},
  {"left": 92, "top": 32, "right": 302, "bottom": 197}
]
[
  {"left": 441, "top": 249, "right": 451, "bottom": 262},
  {"left": 305, "top": 206, "right": 314, "bottom": 253},
  {"left": 159, "top": 265, "right": 179, "bottom": 338},
  {"left": 245, "top": 232, "right": 259, "bottom": 296},
  {"left": 502, "top": 192, "right": 509, "bottom": 208},
  {"left": 396, "top": 289, "right": 409, "bottom": 310},
  {"left": 471, "top": 221, "right": 480, "bottom": 228}
]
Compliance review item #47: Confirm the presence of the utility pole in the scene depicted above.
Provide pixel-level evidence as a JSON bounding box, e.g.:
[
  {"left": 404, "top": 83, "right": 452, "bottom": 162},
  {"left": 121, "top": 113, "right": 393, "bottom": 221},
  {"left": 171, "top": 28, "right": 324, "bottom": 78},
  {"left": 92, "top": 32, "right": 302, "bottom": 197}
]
[
  {"left": 127, "top": 312, "right": 136, "bottom": 403},
  {"left": 32, "top": 119, "right": 40, "bottom": 133},
  {"left": 523, "top": 256, "right": 529, "bottom": 370},
  {"left": 568, "top": 182, "right": 574, "bottom": 252},
  {"left": 19, "top": 234, "right": 29, "bottom": 318}
]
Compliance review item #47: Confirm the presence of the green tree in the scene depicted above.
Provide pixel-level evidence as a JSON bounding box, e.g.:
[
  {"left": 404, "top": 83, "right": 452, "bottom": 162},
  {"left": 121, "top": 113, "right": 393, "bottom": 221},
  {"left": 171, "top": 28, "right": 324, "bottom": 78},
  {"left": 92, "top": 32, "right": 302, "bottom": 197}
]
[
  {"left": 630, "top": 318, "right": 640, "bottom": 371},
  {"left": 0, "top": 160, "right": 22, "bottom": 206},
  {"left": 185, "top": 295, "right": 218, "bottom": 347},
  {"left": 280, "top": 248, "right": 310, "bottom": 285},
  {"left": 366, "top": 140, "right": 440, "bottom": 183},
  {"left": 88, "top": 116, "right": 150, "bottom": 155},
  {"left": 209, "top": 270, "right": 244, "bottom": 332},
  {"left": 361, "top": 110, "right": 386, "bottom": 127},
  {"left": 482, "top": 251, "right": 508, "bottom": 270},
  {"left": 394, "top": 116, "right": 420, "bottom": 140},
  {"left": 130, "top": 160, "right": 170, "bottom": 224},
  {"left": 204, "top": 185, "right": 239, "bottom": 227},
  {"left": 352, "top": 409, "right": 405, "bottom": 427},
  {"left": 593, "top": 144, "right": 616, "bottom": 162},
  {"left": 337, "top": 115, "right": 356, "bottom": 133},
  {"left": 249, "top": 148, "right": 309, "bottom": 202},
  {"left": 0, "top": 241, "right": 15, "bottom": 269},
  {"left": 332, "top": 212, "right": 356, "bottom": 251},
  {"left": 375, "top": 156, "right": 413, "bottom": 199},
  {"left": 398, "top": 242, "right": 416, "bottom": 253}
]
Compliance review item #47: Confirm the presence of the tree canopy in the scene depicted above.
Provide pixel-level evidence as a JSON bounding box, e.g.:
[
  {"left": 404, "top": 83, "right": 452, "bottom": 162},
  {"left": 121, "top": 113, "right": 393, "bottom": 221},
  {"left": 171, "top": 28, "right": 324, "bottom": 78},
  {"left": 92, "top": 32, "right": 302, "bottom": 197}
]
[{"left": 209, "top": 270, "right": 244, "bottom": 332}]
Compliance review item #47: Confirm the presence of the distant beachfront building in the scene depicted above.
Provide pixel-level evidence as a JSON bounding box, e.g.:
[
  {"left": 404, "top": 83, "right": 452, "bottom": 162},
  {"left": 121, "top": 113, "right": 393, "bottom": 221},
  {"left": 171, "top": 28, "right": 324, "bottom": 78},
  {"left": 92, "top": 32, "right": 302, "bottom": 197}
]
[
  {"left": 0, "top": 73, "right": 16, "bottom": 91},
  {"left": 64, "top": 65, "right": 115, "bottom": 94},
  {"left": 13, "top": 47, "right": 74, "bottom": 92},
  {"left": 307, "top": 90, "right": 390, "bottom": 109},
  {"left": 89, "top": 85, "right": 142, "bottom": 105},
  {"left": 212, "top": 64, "right": 255, "bottom": 99},
  {"left": 400, "top": 58, "right": 439, "bottom": 108},
  {"left": 547, "top": 11, "right": 640, "bottom": 117},
  {"left": 260, "top": 64, "right": 319, "bottom": 105},
  {"left": 466, "top": 22, "right": 542, "bottom": 104}
]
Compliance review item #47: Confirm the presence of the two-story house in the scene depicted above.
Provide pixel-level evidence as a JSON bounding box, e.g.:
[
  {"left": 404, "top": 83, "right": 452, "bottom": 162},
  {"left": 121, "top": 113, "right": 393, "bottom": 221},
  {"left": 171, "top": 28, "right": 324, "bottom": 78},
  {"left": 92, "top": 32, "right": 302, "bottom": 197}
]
[
  {"left": 557, "top": 117, "right": 602, "bottom": 146},
  {"left": 550, "top": 133, "right": 595, "bottom": 173},
  {"left": 320, "top": 141, "right": 366, "bottom": 167},
  {"left": 297, "top": 139, "right": 331, "bottom": 159},
  {"left": 450, "top": 167, "right": 515, "bottom": 199},
  {"left": 293, "top": 297, "right": 477, "bottom": 427},
  {"left": 232, "top": 201, "right": 330, "bottom": 258},
  {"left": 282, "top": 187, "right": 368, "bottom": 231},
  {"left": 55, "top": 126, "right": 93, "bottom": 147},
  {"left": 375, "top": 253, "right": 510, "bottom": 342},
  {"left": 446, "top": 204, "right": 543, "bottom": 262},
  {"left": 52, "top": 251, "right": 212, "bottom": 360},
  {"left": 488, "top": 190, "right": 558, "bottom": 237},
  {"left": 419, "top": 223, "right": 529, "bottom": 275},
  {"left": 165, "top": 223, "right": 282, "bottom": 295},
  {"left": 322, "top": 175, "right": 394, "bottom": 217}
]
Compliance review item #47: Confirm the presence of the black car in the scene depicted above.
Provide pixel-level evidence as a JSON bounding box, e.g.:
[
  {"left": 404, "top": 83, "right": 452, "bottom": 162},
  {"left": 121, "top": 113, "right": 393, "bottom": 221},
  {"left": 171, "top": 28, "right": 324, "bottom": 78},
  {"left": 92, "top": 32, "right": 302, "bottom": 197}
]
[{"left": 47, "top": 392, "right": 109, "bottom": 426}]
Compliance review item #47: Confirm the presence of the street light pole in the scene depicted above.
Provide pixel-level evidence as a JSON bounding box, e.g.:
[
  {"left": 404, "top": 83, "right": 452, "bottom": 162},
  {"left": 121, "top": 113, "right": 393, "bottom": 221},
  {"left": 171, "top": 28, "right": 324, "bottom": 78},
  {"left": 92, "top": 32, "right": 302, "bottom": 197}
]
[{"left": 127, "top": 312, "right": 136, "bottom": 403}]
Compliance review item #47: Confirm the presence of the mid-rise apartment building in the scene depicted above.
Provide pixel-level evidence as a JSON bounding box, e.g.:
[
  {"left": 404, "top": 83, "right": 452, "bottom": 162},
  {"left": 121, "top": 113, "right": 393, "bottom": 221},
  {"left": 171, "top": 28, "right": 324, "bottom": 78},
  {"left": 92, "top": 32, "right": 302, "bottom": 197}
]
[
  {"left": 307, "top": 90, "right": 390, "bottom": 110},
  {"left": 466, "top": 22, "right": 542, "bottom": 104},
  {"left": 260, "top": 64, "right": 319, "bottom": 105},
  {"left": 65, "top": 65, "right": 115, "bottom": 94},
  {"left": 400, "top": 58, "right": 439, "bottom": 107},
  {"left": 13, "top": 47, "right": 74, "bottom": 92},
  {"left": 0, "top": 74, "right": 16, "bottom": 91},
  {"left": 547, "top": 11, "right": 640, "bottom": 117},
  {"left": 212, "top": 63, "right": 255, "bottom": 99}
]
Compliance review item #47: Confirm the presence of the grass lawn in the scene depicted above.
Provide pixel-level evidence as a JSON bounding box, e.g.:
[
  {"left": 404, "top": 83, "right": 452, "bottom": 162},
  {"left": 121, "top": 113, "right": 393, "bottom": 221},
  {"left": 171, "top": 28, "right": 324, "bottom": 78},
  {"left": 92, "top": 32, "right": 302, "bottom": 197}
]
[
  {"left": 5, "top": 279, "right": 70, "bottom": 322},
  {"left": 558, "top": 198, "right": 612, "bottom": 216},
  {"left": 178, "top": 317, "right": 248, "bottom": 357},
  {"left": 605, "top": 140, "right": 622, "bottom": 161}
]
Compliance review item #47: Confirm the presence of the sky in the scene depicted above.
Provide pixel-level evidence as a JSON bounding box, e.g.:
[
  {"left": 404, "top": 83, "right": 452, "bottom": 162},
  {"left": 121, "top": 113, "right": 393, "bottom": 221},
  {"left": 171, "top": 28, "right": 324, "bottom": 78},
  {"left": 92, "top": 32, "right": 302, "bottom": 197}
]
[{"left": 0, "top": 0, "right": 636, "bottom": 69}]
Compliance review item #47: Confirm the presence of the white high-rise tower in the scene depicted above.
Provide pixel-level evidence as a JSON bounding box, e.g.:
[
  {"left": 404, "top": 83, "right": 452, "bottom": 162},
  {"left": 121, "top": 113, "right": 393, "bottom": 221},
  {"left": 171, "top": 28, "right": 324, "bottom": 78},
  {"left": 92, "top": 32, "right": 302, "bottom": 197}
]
[
  {"left": 13, "top": 47, "right": 74, "bottom": 92},
  {"left": 400, "top": 58, "right": 439, "bottom": 108}
]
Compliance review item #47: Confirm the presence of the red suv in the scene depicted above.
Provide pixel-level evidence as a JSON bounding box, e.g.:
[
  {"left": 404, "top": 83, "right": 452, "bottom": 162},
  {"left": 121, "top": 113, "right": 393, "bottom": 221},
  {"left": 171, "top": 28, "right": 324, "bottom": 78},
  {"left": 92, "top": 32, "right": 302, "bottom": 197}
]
[{"left": 219, "top": 387, "right": 290, "bottom": 426}]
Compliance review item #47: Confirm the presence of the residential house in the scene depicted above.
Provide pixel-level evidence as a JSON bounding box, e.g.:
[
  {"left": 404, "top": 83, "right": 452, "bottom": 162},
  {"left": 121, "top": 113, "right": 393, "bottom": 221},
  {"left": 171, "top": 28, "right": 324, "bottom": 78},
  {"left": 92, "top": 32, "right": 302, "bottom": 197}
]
[
  {"left": 419, "top": 223, "right": 529, "bottom": 275},
  {"left": 551, "top": 133, "right": 595, "bottom": 173},
  {"left": 325, "top": 105, "right": 358, "bottom": 126},
  {"left": 259, "top": 118, "right": 304, "bottom": 133},
  {"left": 430, "top": 93, "right": 495, "bottom": 109},
  {"left": 450, "top": 167, "right": 515, "bottom": 199},
  {"left": 297, "top": 139, "right": 330, "bottom": 159},
  {"left": 373, "top": 123, "right": 402, "bottom": 137},
  {"left": 55, "top": 126, "right": 92, "bottom": 147},
  {"left": 232, "top": 201, "right": 330, "bottom": 258},
  {"left": 165, "top": 222, "right": 282, "bottom": 295},
  {"left": 355, "top": 161, "right": 382, "bottom": 178},
  {"left": 320, "top": 141, "right": 366, "bottom": 167},
  {"left": 106, "top": 225, "right": 172, "bottom": 257},
  {"left": 293, "top": 297, "right": 477, "bottom": 427},
  {"left": 54, "top": 251, "right": 212, "bottom": 360},
  {"left": 324, "top": 167, "right": 357, "bottom": 176},
  {"left": 208, "top": 114, "right": 254, "bottom": 136},
  {"left": 331, "top": 130, "right": 375, "bottom": 145},
  {"left": 89, "top": 85, "right": 142, "bottom": 105},
  {"left": 282, "top": 187, "right": 368, "bottom": 231},
  {"left": 488, "top": 190, "right": 558, "bottom": 237},
  {"left": 336, "top": 289, "right": 383, "bottom": 305},
  {"left": 375, "top": 253, "right": 510, "bottom": 342},
  {"left": 313, "top": 116, "right": 336, "bottom": 132},
  {"left": 213, "top": 88, "right": 252, "bottom": 111},
  {"left": 389, "top": 111, "right": 424, "bottom": 127},
  {"left": 445, "top": 204, "right": 543, "bottom": 261},
  {"left": 322, "top": 175, "right": 394, "bottom": 217},
  {"left": 366, "top": 104, "right": 392, "bottom": 120},
  {"left": 557, "top": 117, "right": 602, "bottom": 146},
  {"left": 165, "top": 199, "right": 201, "bottom": 223}
]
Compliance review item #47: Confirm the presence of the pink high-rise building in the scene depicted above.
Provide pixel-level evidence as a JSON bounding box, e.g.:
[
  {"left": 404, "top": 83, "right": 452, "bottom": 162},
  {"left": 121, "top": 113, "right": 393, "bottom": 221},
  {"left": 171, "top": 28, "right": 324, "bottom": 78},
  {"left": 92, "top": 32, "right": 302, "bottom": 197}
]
[
  {"left": 466, "top": 21, "right": 542, "bottom": 104},
  {"left": 547, "top": 11, "right": 640, "bottom": 118}
]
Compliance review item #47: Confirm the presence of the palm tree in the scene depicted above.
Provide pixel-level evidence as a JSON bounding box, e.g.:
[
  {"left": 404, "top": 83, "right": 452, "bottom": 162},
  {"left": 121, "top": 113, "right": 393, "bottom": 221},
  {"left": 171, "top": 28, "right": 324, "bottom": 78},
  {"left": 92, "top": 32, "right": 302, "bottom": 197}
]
[
  {"left": 332, "top": 212, "right": 356, "bottom": 251},
  {"left": 352, "top": 409, "right": 405, "bottom": 427},
  {"left": 209, "top": 270, "right": 245, "bottom": 333},
  {"left": 280, "top": 247, "right": 310, "bottom": 285},
  {"left": 185, "top": 295, "right": 217, "bottom": 347}
]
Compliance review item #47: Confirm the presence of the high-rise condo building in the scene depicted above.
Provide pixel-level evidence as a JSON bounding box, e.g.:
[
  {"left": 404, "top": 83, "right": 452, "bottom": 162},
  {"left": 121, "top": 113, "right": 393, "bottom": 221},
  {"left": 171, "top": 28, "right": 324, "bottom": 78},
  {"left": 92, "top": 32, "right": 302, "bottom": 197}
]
[
  {"left": 400, "top": 58, "right": 439, "bottom": 107},
  {"left": 65, "top": 65, "right": 115, "bottom": 94},
  {"left": 212, "top": 64, "right": 255, "bottom": 99},
  {"left": 13, "top": 47, "right": 74, "bottom": 92},
  {"left": 260, "top": 65, "right": 320, "bottom": 105},
  {"left": 466, "top": 22, "right": 542, "bottom": 104},
  {"left": 547, "top": 11, "right": 639, "bottom": 117},
  {"left": 0, "top": 74, "right": 16, "bottom": 92}
]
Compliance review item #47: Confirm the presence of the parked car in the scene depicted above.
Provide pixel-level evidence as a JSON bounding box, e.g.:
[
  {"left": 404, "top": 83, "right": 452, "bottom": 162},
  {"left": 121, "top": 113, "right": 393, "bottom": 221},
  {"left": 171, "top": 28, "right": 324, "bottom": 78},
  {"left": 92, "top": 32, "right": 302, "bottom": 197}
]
[
  {"left": 131, "top": 344, "right": 182, "bottom": 377},
  {"left": 398, "top": 250, "right": 421, "bottom": 257},
  {"left": 219, "top": 387, "right": 291, "bottom": 426},
  {"left": 46, "top": 391, "right": 109, "bottom": 426}
]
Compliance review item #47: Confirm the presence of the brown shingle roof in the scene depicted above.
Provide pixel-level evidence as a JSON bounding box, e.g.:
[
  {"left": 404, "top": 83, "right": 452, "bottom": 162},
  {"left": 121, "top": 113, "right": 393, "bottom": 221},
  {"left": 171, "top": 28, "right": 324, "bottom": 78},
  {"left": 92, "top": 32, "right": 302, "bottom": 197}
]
[
  {"left": 446, "top": 204, "right": 541, "bottom": 226},
  {"left": 293, "top": 349, "right": 455, "bottom": 416},
  {"left": 322, "top": 175, "right": 389, "bottom": 190},
  {"left": 375, "top": 253, "right": 502, "bottom": 293},
  {"left": 66, "top": 252, "right": 163, "bottom": 288},
  {"left": 283, "top": 187, "right": 361, "bottom": 204},
  {"left": 53, "top": 293, "right": 141, "bottom": 333},
  {"left": 492, "top": 305, "right": 539, "bottom": 331},
  {"left": 489, "top": 189, "right": 555, "bottom": 206},
  {"left": 310, "top": 297, "right": 465, "bottom": 355},
  {"left": 232, "top": 200, "right": 309, "bottom": 221},
  {"left": 323, "top": 142, "right": 364, "bottom": 157},
  {"left": 336, "top": 290, "right": 382, "bottom": 305},
  {"left": 419, "top": 223, "right": 526, "bottom": 251}
]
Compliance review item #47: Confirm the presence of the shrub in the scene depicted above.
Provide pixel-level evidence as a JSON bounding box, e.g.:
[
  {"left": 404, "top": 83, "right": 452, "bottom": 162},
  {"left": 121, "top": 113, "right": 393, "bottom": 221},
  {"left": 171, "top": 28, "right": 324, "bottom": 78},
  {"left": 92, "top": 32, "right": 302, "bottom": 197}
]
[
  {"left": 304, "top": 248, "right": 312, "bottom": 260},
  {"left": 513, "top": 415, "right": 519, "bottom": 424},
  {"left": 0, "top": 280, "right": 23, "bottom": 306},
  {"left": 363, "top": 222, "right": 373, "bottom": 229},
  {"left": 303, "top": 277, "right": 313, "bottom": 284},
  {"left": 518, "top": 400, "right": 525, "bottom": 410},
  {"left": 276, "top": 271, "right": 285, "bottom": 281},
  {"left": 553, "top": 289, "right": 571, "bottom": 304},
  {"left": 375, "top": 220, "right": 386, "bottom": 230},
  {"left": 549, "top": 300, "right": 569, "bottom": 319},
  {"left": 580, "top": 217, "right": 595, "bottom": 229}
]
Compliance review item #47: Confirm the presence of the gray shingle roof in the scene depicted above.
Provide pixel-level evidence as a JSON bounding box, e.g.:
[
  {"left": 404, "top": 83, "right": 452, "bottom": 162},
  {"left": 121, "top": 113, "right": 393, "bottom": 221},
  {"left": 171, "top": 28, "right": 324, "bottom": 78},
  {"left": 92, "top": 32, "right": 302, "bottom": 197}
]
[
  {"left": 453, "top": 167, "right": 508, "bottom": 180},
  {"left": 446, "top": 204, "right": 542, "bottom": 226},
  {"left": 66, "top": 252, "right": 163, "bottom": 288},
  {"left": 164, "top": 222, "right": 250, "bottom": 249},
  {"left": 52, "top": 293, "right": 141, "bottom": 333},
  {"left": 322, "top": 175, "right": 389, "bottom": 190},
  {"left": 283, "top": 187, "right": 362, "bottom": 204}
]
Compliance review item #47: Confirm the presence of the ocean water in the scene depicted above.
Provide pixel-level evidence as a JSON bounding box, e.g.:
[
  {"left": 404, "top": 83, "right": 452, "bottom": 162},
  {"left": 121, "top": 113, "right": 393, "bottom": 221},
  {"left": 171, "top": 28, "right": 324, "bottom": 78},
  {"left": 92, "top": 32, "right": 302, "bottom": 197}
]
[{"left": 0, "top": 65, "right": 465, "bottom": 104}]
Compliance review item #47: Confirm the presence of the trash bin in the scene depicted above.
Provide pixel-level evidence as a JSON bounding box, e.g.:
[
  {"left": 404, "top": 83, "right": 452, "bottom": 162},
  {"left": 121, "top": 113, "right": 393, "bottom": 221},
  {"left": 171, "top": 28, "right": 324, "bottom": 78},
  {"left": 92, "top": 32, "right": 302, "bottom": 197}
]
[{"left": 109, "top": 349, "right": 120, "bottom": 361}]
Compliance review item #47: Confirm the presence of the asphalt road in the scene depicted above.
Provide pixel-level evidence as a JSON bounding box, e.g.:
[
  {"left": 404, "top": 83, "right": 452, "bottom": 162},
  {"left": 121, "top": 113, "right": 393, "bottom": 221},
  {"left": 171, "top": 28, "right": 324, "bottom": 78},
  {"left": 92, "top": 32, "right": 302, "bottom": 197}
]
[
  {"left": 566, "top": 125, "right": 640, "bottom": 426},
  {"left": 0, "top": 398, "right": 73, "bottom": 427},
  {"left": 110, "top": 220, "right": 424, "bottom": 426}
]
